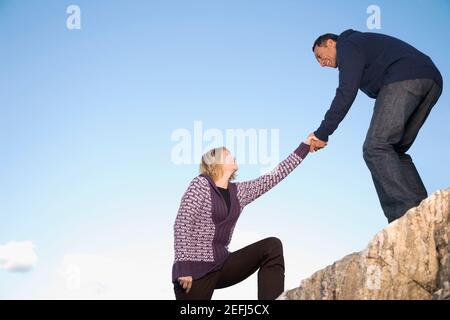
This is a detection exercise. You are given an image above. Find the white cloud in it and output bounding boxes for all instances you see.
[0,241,38,272]
[39,243,175,299]
[57,253,147,299]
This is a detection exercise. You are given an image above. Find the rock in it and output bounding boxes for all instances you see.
[280,188,450,300]
[432,281,450,300]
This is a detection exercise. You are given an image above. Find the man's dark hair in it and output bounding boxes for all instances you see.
[312,33,339,52]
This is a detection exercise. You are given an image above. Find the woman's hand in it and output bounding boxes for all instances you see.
[178,276,193,293]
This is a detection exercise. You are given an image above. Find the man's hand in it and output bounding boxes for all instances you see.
[178,276,193,293]
[308,133,328,152]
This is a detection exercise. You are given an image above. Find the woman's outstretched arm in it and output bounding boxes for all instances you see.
[235,142,310,208]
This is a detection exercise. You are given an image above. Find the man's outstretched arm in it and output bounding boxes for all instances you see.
[314,42,366,143]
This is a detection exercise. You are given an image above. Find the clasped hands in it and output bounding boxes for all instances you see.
[304,133,328,153]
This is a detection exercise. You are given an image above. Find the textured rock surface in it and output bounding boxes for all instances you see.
[280,188,450,300]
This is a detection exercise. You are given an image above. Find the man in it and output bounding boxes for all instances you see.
[310,29,443,223]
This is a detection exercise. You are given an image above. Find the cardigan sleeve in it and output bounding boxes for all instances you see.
[235,142,309,209]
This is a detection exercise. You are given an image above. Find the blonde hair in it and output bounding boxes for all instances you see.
[199,147,236,182]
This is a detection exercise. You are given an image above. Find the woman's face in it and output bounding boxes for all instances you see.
[221,149,238,174]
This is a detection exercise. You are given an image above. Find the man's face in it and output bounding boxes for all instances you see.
[313,39,337,68]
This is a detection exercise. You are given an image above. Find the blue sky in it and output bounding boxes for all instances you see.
[0,0,449,299]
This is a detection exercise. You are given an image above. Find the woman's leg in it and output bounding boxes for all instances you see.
[216,237,285,300]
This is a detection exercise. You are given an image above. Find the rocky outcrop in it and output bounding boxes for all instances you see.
[280,188,450,300]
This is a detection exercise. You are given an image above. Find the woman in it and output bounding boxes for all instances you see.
[172,136,312,300]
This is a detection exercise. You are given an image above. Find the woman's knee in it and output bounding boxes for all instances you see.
[263,237,283,255]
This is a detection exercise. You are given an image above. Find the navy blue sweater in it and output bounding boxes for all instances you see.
[314,29,443,142]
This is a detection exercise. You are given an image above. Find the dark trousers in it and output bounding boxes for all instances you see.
[363,79,442,223]
[174,237,285,300]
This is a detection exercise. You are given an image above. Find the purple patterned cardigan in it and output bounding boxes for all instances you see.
[172,142,309,283]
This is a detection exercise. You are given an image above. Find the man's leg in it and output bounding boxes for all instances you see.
[395,80,442,194]
[363,79,441,223]
[215,237,285,300]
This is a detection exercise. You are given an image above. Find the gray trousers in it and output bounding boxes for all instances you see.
[363,79,442,223]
